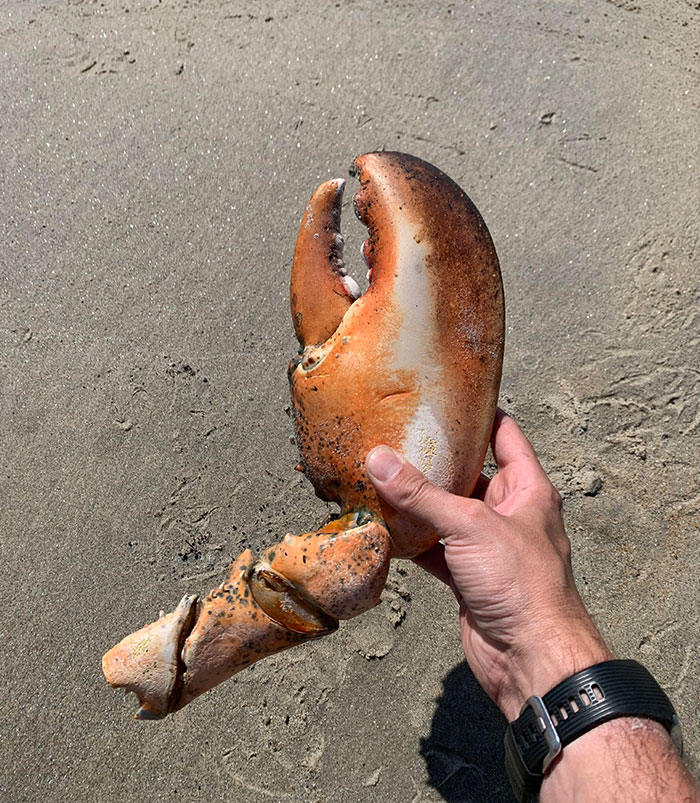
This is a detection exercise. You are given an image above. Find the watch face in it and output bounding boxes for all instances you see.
[671,714,684,757]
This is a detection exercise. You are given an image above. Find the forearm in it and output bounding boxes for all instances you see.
[541,717,700,803]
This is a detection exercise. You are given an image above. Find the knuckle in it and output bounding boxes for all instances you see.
[552,533,573,568]
[549,485,564,511]
[530,481,563,512]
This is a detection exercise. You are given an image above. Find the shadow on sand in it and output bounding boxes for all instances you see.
[421,661,512,802]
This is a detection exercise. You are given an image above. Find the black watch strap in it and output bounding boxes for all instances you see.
[504,659,682,802]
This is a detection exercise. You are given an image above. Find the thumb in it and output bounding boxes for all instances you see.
[365,446,470,536]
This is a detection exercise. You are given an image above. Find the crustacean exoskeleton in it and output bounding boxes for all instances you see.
[102,152,505,719]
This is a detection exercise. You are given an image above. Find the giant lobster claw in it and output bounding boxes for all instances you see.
[103,152,504,718]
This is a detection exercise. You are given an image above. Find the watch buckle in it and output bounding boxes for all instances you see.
[521,695,562,773]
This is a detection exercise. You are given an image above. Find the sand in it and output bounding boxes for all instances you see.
[1,1,698,800]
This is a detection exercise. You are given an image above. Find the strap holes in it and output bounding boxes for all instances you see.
[558,705,569,720]
[592,684,604,701]
[568,696,580,713]
[580,689,592,706]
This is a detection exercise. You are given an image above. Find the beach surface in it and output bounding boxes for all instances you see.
[1,1,698,800]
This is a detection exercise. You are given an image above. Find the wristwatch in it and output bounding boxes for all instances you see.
[503,659,682,802]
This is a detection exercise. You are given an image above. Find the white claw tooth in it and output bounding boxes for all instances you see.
[341,275,362,300]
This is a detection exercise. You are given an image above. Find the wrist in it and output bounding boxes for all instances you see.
[497,625,613,721]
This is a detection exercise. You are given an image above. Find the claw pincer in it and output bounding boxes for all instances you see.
[103,152,504,718]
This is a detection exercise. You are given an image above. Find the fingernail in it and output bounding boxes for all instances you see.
[366,446,402,483]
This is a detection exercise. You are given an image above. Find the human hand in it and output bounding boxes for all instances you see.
[365,410,612,720]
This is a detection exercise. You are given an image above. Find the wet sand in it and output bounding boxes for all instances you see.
[1,1,698,800]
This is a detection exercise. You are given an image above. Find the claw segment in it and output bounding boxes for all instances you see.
[102,593,198,720]
[259,514,391,620]
[175,551,313,710]
[290,178,359,347]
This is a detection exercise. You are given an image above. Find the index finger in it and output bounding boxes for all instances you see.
[490,409,548,479]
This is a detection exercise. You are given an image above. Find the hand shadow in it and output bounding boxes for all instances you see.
[420,661,512,802]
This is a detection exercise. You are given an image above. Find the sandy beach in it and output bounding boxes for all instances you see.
[1,1,698,800]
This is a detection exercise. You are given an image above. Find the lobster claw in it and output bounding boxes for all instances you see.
[289,152,504,554]
[103,152,504,719]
